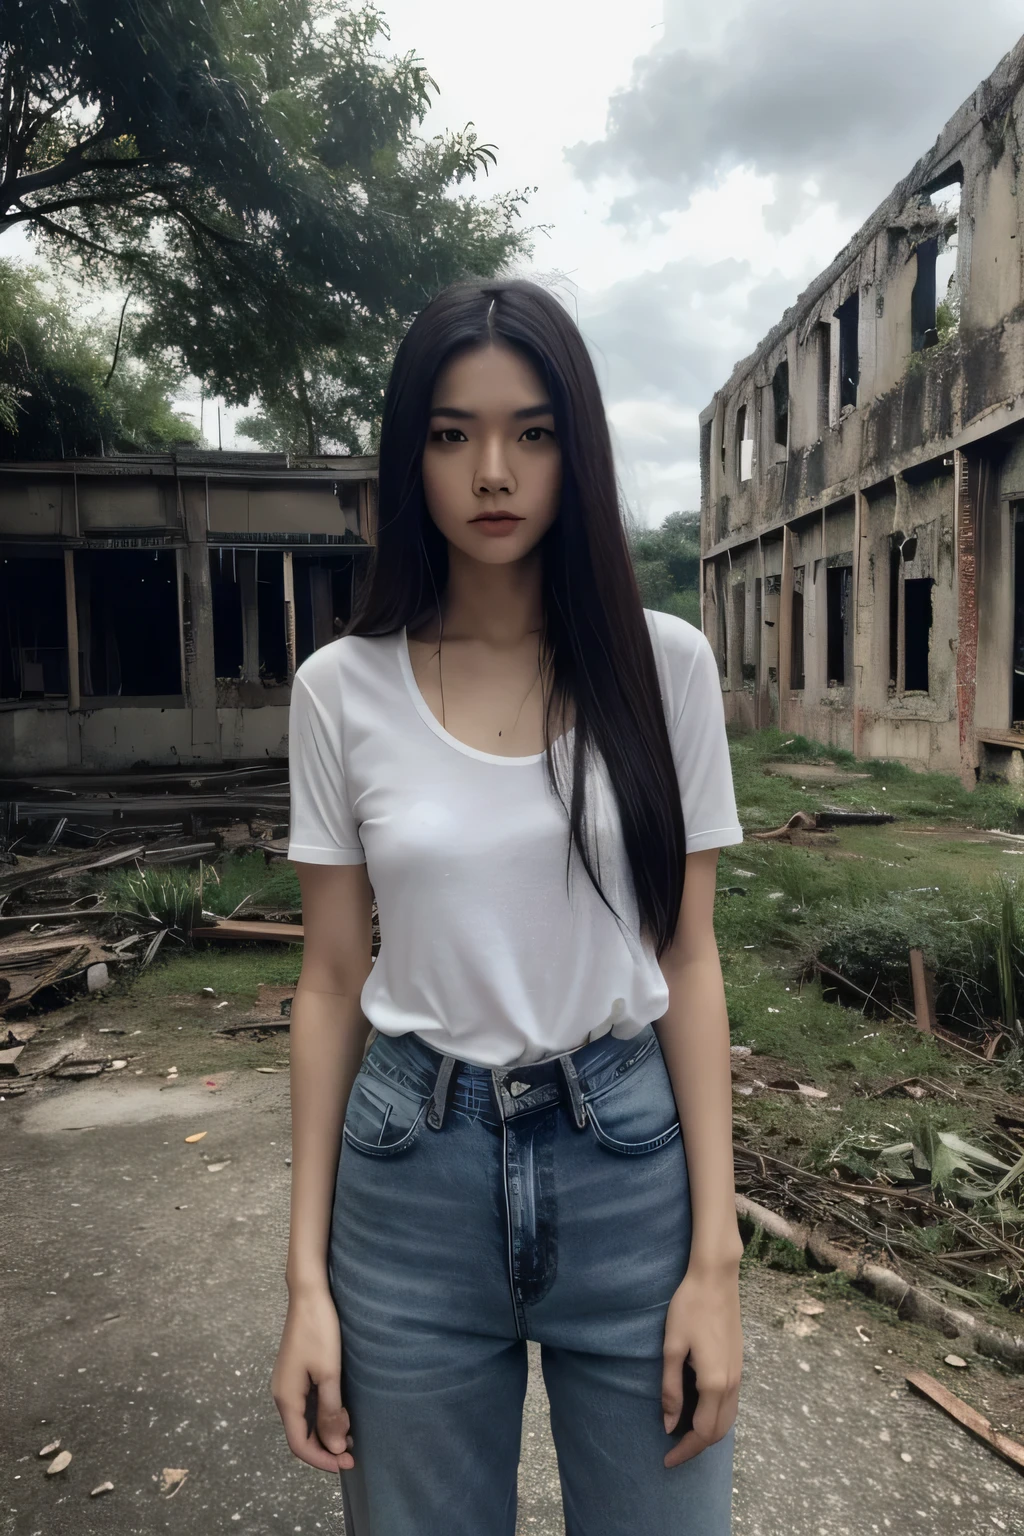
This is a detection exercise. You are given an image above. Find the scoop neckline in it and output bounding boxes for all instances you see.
[398,626,550,766]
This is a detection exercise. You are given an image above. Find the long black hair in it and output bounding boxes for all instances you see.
[350,279,687,954]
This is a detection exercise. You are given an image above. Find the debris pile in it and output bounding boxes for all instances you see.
[0,763,293,1092]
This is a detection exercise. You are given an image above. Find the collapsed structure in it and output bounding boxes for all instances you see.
[0,449,377,772]
[699,38,1024,785]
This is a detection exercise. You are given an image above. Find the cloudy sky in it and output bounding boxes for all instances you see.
[4,1,1023,522]
[377,0,1024,523]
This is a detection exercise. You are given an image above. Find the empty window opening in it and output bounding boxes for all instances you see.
[826,564,852,685]
[816,323,831,433]
[772,361,789,447]
[736,403,753,481]
[928,177,962,342]
[903,578,933,692]
[911,238,939,350]
[256,551,287,684]
[791,566,805,690]
[0,553,68,699]
[835,293,859,410]
[75,549,180,697]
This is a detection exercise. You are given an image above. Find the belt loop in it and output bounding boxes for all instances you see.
[426,1053,457,1130]
[558,1051,588,1130]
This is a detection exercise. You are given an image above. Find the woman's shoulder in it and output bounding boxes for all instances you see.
[643,607,711,668]
[292,630,400,701]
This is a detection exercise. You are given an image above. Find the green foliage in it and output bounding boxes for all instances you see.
[104,865,201,931]
[628,511,701,623]
[0,259,198,456]
[100,850,301,933]
[1,0,534,455]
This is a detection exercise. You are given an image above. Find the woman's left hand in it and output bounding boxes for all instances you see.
[661,1260,743,1468]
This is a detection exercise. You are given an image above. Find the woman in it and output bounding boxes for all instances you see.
[272,279,745,1535]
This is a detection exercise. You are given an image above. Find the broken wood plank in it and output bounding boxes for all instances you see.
[909,947,937,1033]
[905,1369,1024,1474]
[191,919,304,944]
[0,944,92,1014]
[0,844,145,899]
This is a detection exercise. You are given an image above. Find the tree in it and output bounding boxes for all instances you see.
[628,511,702,625]
[1,0,532,454]
[0,259,199,457]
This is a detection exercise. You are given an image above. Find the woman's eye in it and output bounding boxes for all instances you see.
[520,426,550,442]
[431,428,467,444]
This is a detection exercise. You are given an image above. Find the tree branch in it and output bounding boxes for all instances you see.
[104,290,132,388]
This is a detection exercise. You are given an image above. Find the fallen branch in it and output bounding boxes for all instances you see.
[735,1192,1024,1369]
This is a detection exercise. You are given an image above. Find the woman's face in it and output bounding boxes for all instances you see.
[421,341,562,565]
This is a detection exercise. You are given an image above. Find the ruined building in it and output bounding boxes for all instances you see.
[0,450,377,772]
[699,37,1024,786]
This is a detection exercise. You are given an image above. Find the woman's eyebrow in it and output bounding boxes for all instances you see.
[429,403,554,420]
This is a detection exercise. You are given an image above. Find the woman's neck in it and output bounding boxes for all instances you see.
[436,546,544,645]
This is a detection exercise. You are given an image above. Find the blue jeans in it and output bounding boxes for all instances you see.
[328,1023,736,1535]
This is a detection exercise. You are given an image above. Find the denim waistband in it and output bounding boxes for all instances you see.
[364,1024,659,1134]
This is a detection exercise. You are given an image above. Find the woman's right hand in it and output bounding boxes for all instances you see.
[271,1283,355,1473]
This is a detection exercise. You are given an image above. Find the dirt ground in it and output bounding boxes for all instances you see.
[4,1017,1024,1536]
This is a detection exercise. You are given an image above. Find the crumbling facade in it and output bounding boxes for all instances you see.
[699,37,1024,785]
[0,449,377,772]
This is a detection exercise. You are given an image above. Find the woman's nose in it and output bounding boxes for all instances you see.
[473,437,516,496]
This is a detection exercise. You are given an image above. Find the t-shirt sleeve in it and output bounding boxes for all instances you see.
[667,627,744,854]
[287,672,366,865]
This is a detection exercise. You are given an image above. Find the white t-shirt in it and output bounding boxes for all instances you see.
[287,609,743,1068]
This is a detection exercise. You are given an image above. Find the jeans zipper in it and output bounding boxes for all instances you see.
[499,1113,523,1339]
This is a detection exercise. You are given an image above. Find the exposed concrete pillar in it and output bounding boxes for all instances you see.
[778,524,794,733]
[237,552,260,683]
[954,448,979,788]
[177,486,218,755]
[63,549,80,712]
[282,550,296,684]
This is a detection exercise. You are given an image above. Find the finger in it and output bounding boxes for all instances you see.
[663,1384,740,1469]
[277,1398,352,1473]
[664,1424,712,1468]
[315,1375,355,1469]
[661,1346,687,1435]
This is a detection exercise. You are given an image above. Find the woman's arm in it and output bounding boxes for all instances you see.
[653,846,744,1466]
[285,860,375,1294]
[272,859,374,1473]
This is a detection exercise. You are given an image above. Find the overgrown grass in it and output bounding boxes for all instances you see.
[101,850,301,929]
[729,727,1024,832]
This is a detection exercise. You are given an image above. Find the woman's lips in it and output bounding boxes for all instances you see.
[469,514,523,536]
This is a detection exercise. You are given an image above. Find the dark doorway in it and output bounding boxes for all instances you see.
[889,536,901,687]
[256,552,287,684]
[904,578,933,691]
[1013,507,1024,723]
[791,567,805,690]
[911,239,939,351]
[826,564,852,685]
[293,552,362,666]
[75,549,180,697]
[772,361,789,446]
[835,293,859,410]
[210,548,244,679]
[817,322,831,433]
[0,552,68,698]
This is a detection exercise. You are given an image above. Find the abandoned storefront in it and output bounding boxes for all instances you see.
[0,449,377,772]
[699,36,1024,786]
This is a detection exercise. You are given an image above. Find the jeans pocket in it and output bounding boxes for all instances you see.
[342,1062,431,1157]
[583,1039,681,1155]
